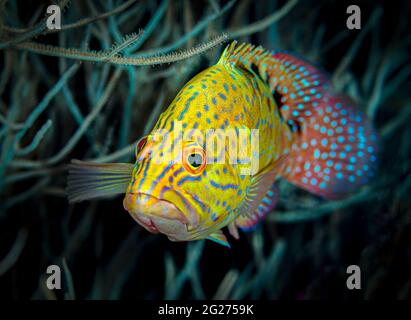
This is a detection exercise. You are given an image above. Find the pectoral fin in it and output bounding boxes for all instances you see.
[207,230,230,248]
[235,184,279,231]
[67,159,134,203]
[228,222,240,240]
[237,163,277,219]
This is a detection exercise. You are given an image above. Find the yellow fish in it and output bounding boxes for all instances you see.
[67,41,378,247]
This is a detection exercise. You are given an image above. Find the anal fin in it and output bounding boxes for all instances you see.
[207,230,230,248]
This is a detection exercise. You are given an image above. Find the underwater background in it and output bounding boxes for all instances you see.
[1,0,411,300]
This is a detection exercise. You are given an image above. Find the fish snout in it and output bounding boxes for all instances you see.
[123,193,189,235]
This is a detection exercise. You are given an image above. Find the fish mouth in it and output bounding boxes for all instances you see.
[123,192,198,239]
[131,213,161,234]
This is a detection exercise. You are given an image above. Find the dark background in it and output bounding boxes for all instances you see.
[0,0,410,300]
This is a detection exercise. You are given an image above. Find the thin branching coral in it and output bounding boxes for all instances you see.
[14,33,229,66]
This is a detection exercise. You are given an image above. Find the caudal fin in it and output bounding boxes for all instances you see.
[251,49,379,199]
[281,94,379,199]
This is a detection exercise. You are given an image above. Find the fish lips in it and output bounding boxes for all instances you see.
[123,192,198,240]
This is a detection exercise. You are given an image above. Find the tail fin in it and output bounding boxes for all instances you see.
[281,94,379,199]
[264,52,379,199]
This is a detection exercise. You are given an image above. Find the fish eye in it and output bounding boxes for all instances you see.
[136,136,147,154]
[187,153,203,168]
[183,146,206,174]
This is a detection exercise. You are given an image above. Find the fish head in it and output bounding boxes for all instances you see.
[123,130,195,241]
[123,63,260,241]
[123,131,247,241]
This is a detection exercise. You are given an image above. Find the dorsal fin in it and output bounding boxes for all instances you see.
[218,41,269,77]
[219,41,331,126]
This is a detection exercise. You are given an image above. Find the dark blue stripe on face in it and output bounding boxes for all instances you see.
[191,194,206,211]
[138,157,151,190]
[210,180,238,190]
[134,158,145,177]
[149,163,173,192]
[173,190,192,212]
[134,154,151,179]
[173,167,184,177]
[168,135,182,153]
[159,112,173,130]
[177,175,202,186]
[159,186,170,198]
